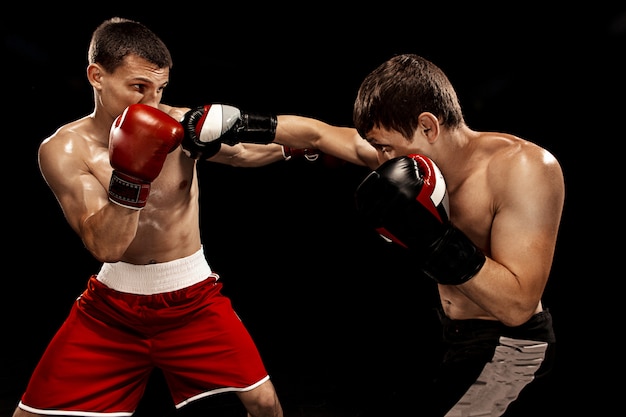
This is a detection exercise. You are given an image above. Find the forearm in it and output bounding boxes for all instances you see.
[274,115,326,149]
[276,115,370,167]
[455,258,544,327]
[80,203,139,262]
[208,143,286,167]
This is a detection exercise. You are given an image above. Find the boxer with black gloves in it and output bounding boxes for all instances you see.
[355,154,485,285]
[264,53,563,416]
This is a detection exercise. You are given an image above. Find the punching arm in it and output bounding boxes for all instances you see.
[180,104,276,160]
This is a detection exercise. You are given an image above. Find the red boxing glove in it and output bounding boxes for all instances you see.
[108,104,184,209]
[282,145,346,168]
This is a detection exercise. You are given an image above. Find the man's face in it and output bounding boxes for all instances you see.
[364,126,419,162]
[98,54,170,119]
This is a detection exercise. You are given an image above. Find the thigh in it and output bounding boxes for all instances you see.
[19,300,152,414]
[155,283,269,407]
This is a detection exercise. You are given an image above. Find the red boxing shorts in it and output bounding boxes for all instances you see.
[18,247,270,416]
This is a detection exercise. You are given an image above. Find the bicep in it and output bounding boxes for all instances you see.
[489,154,564,294]
[39,143,109,236]
[276,115,377,168]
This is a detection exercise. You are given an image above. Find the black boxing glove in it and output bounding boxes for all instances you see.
[180,104,276,160]
[354,154,485,285]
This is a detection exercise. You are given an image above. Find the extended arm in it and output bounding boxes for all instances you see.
[176,102,379,170]
[207,142,286,167]
[275,115,378,169]
[206,142,346,168]
[177,101,381,169]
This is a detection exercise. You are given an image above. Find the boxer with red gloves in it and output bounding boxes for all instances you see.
[19,17,285,417]
[108,104,184,209]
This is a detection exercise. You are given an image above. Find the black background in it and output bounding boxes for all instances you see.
[2,4,624,416]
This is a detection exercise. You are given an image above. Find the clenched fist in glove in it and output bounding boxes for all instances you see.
[354,154,485,285]
[108,104,184,209]
[180,104,277,160]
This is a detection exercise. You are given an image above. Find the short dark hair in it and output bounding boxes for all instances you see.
[353,54,464,140]
[87,17,172,73]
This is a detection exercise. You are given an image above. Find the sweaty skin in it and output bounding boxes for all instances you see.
[33,52,285,417]
[273,114,564,327]
[38,55,285,266]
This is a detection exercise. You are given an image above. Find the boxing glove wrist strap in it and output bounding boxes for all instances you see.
[281,145,291,160]
[421,226,486,285]
[227,113,277,145]
[108,170,151,210]
[281,146,320,162]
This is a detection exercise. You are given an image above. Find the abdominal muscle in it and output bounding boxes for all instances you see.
[439,285,543,321]
[118,164,203,265]
[439,285,498,321]
[120,205,202,265]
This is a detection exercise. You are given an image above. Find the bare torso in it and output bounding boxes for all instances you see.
[39,105,202,265]
[430,131,554,321]
[274,117,561,324]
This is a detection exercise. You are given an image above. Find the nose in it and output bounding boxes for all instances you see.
[141,89,163,108]
[380,152,394,162]
[141,97,160,108]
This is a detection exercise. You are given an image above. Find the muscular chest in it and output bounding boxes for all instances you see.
[447,179,494,254]
[91,146,195,208]
[144,151,195,208]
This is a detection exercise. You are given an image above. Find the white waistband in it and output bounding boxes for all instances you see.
[96,247,213,295]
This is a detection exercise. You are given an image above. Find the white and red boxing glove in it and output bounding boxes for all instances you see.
[354,154,485,285]
[108,104,184,209]
[180,104,277,160]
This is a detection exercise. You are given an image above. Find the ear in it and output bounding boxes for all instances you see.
[418,112,440,144]
[86,63,103,90]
